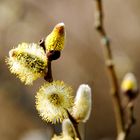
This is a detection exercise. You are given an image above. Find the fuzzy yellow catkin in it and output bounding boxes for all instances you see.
[6,43,48,85]
[72,84,92,123]
[45,22,65,51]
[35,81,74,124]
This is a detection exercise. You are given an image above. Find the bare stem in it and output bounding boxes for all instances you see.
[93,0,125,138]
[44,60,53,82]
[125,101,136,138]
[39,39,53,82]
[39,38,81,139]
[67,110,82,140]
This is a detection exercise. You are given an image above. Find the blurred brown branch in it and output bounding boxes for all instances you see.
[125,102,136,138]
[93,0,136,139]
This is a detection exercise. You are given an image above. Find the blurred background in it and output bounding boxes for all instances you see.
[0,0,140,139]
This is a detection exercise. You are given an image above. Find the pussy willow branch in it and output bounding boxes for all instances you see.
[93,0,125,139]
[39,39,81,139]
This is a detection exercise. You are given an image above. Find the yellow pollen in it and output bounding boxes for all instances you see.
[49,93,60,105]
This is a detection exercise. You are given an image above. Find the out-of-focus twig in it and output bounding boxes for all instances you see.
[93,0,126,139]
[117,101,136,140]
[125,102,136,138]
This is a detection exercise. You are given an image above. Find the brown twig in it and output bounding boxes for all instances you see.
[93,0,125,139]
[39,39,53,82]
[67,110,82,140]
[125,102,136,138]
[44,60,53,82]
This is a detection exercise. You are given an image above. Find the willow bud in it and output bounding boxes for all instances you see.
[121,72,138,99]
[62,119,77,138]
[72,84,92,123]
[45,22,65,51]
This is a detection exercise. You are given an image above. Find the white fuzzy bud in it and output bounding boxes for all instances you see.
[72,84,92,123]
[62,119,77,138]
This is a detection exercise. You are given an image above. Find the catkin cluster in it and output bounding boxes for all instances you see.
[6,23,92,140]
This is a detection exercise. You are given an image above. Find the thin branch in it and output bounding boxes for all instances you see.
[125,101,136,138]
[39,39,53,82]
[67,110,82,140]
[93,0,125,138]
[117,101,136,140]
[44,60,53,82]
